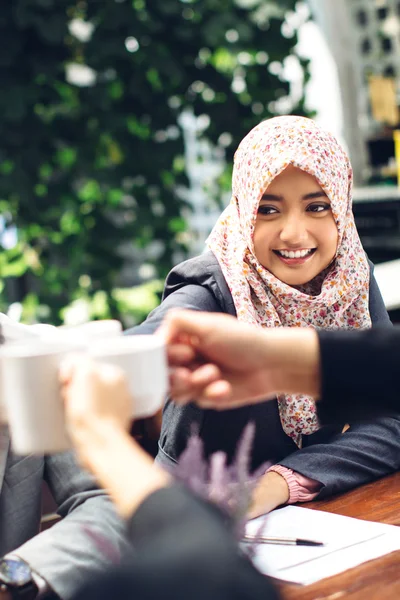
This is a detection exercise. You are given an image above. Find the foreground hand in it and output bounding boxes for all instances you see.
[60,357,132,468]
[60,357,170,518]
[159,310,320,410]
[160,311,280,408]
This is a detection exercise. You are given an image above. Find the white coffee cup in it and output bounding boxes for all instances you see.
[89,335,168,419]
[0,319,123,428]
[0,341,82,454]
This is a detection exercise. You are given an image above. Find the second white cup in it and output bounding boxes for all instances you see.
[1,341,82,454]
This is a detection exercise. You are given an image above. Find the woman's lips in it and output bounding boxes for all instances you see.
[273,248,316,266]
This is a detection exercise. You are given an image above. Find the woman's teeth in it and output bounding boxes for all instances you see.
[276,249,314,259]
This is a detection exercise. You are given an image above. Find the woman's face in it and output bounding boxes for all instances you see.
[253,165,338,286]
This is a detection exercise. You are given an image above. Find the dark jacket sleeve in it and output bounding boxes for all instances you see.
[72,486,280,600]
[278,414,400,498]
[125,284,223,336]
[368,264,392,327]
[317,327,400,424]
[125,252,236,337]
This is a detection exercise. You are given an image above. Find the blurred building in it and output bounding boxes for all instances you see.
[309,0,400,183]
[295,1,400,274]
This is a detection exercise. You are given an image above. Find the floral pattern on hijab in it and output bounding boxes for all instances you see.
[207,116,371,446]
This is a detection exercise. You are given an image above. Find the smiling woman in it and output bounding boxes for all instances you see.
[128,116,399,523]
[254,165,338,286]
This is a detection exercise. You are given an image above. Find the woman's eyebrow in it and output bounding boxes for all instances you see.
[302,191,328,200]
[260,191,328,202]
[260,194,283,201]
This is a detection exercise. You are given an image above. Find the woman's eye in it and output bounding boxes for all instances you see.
[258,205,279,215]
[307,203,330,213]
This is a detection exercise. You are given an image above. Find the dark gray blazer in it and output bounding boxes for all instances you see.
[128,252,400,500]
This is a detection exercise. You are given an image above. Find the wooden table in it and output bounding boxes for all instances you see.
[277,472,400,600]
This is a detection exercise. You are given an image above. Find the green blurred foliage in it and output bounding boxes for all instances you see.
[0,0,310,325]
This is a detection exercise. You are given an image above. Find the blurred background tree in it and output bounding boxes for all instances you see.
[0,0,311,326]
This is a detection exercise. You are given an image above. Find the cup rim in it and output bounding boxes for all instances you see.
[58,319,122,334]
[89,334,165,356]
[0,340,84,358]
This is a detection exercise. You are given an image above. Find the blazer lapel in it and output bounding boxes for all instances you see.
[0,425,9,494]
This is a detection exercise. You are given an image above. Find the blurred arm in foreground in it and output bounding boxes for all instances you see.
[162,310,399,423]
[61,358,280,600]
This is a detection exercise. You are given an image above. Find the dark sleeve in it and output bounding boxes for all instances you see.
[125,284,223,336]
[368,267,392,327]
[72,486,280,600]
[317,327,400,424]
[278,414,400,499]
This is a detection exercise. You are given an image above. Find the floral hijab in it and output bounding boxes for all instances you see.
[207,116,371,446]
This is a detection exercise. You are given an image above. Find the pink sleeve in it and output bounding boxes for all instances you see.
[267,464,322,504]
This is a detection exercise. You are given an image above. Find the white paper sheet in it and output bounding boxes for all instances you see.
[245,506,400,585]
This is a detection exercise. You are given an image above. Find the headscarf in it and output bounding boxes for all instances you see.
[207,116,371,445]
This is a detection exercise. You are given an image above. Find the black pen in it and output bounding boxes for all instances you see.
[242,535,324,547]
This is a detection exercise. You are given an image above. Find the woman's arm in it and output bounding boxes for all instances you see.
[274,414,400,500]
[248,410,400,516]
[248,468,321,518]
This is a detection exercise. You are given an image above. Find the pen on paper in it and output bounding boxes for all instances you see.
[242,535,324,547]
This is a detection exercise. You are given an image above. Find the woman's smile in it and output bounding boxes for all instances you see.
[272,248,317,266]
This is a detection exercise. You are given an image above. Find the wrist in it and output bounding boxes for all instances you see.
[75,420,171,519]
[267,329,321,398]
[74,418,132,471]
[249,471,290,519]
[70,418,127,461]
[0,556,39,600]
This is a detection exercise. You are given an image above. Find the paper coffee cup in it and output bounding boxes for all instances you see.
[89,335,168,419]
[1,341,82,454]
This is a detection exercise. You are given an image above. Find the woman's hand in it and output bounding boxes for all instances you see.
[248,472,290,519]
[60,357,132,470]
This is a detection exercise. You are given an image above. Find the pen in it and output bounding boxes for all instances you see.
[242,535,324,547]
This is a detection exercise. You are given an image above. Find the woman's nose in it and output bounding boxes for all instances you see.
[279,216,308,245]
